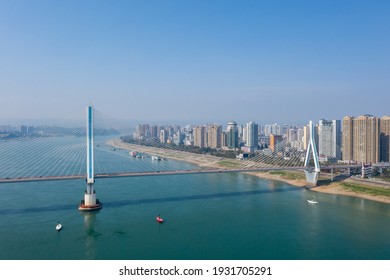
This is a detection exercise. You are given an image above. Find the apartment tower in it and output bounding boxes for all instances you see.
[318,119,341,160]
[342,115,379,163]
[193,126,206,148]
[380,116,390,162]
[207,124,222,149]
[269,134,284,153]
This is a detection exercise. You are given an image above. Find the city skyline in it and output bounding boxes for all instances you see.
[1,1,389,124]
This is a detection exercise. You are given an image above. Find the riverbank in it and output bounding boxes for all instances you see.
[108,138,390,204]
[245,170,307,187]
[108,138,225,168]
[312,180,390,204]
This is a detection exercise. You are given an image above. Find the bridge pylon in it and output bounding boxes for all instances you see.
[79,105,102,211]
[304,120,320,186]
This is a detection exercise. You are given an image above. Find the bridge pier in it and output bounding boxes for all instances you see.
[304,121,321,187]
[304,170,320,187]
[79,182,102,211]
[331,168,334,182]
[79,105,102,211]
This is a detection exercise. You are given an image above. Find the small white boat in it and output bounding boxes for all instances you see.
[151,155,161,161]
[307,199,318,204]
[56,223,62,231]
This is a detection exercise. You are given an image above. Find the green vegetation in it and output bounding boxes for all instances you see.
[217,160,240,169]
[268,170,305,180]
[340,182,390,197]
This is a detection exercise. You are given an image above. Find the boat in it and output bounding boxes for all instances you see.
[307,198,318,204]
[130,151,137,157]
[156,215,164,223]
[56,222,62,231]
[151,155,161,161]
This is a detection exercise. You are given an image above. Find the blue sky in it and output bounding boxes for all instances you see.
[0,0,389,125]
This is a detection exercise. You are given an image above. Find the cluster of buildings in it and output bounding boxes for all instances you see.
[134,122,259,152]
[134,114,390,164]
[2,114,390,165]
[0,125,35,135]
[192,121,260,152]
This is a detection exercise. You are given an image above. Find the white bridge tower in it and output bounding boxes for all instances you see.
[304,120,321,186]
[79,105,102,211]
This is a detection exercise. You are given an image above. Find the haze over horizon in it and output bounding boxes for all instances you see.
[1,0,389,125]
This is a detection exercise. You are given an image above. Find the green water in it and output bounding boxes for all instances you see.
[1,139,390,260]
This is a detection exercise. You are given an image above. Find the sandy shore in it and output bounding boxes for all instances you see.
[312,180,390,204]
[244,171,308,187]
[109,138,390,204]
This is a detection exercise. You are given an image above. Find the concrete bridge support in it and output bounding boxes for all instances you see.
[304,121,320,186]
[79,105,102,211]
[304,169,320,187]
[331,168,334,182]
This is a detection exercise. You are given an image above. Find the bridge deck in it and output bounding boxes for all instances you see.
[0,165,360,184]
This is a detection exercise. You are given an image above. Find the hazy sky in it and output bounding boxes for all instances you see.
[0,0,389,125]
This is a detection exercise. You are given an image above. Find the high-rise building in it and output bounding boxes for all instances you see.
[150,125,158,139]
[281,124,288,136]
[19,125,28,134]
[245,121,259,149]
[342,115,379,163]
[264,123,279,136]
[288,128,297,143]
[354,115,379,163]
[168,125,175,138]
[207,124,222,148]
[135,124,142,139]
[226,121,238,149]
[242,126,248,144]
[318,119,341,160]
[135,124,150,139]
[238,125,244,141]
[303,125,310,150]
[269,134,284,152]
[264,125,271,136]
[221,132,227,147]
[184,125,194,146]
[297,128,304,143]
[342,116,354,161]
[380,116,390,162]
[174,131,185,146]
[159,129,167,143]
[193,126,206,148]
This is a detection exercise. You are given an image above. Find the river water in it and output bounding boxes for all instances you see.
[1,137,390,260]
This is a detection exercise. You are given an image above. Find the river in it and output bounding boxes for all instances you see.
[0,137,390,259]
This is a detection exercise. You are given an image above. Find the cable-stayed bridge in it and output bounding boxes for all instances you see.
[0,106,361,209]
[0,106,360,184]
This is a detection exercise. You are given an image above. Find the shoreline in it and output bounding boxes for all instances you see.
[109,138,390,204]
[311,180,390,204]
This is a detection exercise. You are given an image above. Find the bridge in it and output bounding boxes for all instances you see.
[0,165,360,184]
[0,105,361,209]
